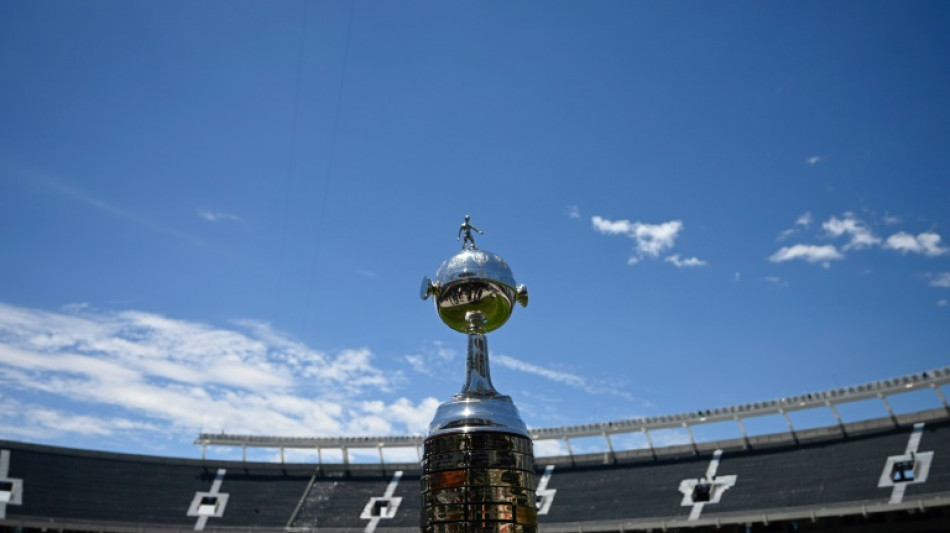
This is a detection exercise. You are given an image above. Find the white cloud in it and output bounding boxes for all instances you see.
[665,254,707,268]
[938,300,948,307]
[823,213,880,250]
[884,215,902,226]
[769,244,844,266]
[805,156,822,166]
[0,302,432,444]
[532,438,568,457]
[566,205,581,220]
[778,212,813,241]
[494,354,586,388]
[930,273,950,288]
[404,340,457,376]
[493,354,636,402]
[884,232,948,257]
[0,395,161,440]
[592,216,686,264]
[197,209,242,222]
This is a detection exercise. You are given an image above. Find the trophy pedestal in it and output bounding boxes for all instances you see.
[420,219,536,533]
[422,432,538,533]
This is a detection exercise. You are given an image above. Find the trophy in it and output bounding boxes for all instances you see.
[420,216,536,533]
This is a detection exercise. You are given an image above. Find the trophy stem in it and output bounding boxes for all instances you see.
[459,311,498,397]
[459,331,499,397]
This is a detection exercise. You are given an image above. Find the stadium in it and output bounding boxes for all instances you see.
[3,3,950,533]
[2,367,948,533]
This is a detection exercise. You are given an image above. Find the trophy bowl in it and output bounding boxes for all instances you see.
[421,248,528,333]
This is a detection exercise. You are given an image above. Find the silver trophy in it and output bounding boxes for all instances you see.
[420,216,536,533]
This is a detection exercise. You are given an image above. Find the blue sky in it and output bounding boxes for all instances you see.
[1,1,949,460]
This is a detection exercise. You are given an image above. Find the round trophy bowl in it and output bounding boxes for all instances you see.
[422,248,528,333]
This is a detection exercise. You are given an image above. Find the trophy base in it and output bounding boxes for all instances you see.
[422,431,538,533]
[427,394,531,438]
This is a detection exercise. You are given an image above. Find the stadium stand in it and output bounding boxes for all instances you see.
[2,370,949,532]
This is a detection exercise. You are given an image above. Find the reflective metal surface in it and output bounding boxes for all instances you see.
[421,218,536,533]
[458,214,484,250]
[427,313,529,438]
[422,432,538,533]
[421,247,528,334]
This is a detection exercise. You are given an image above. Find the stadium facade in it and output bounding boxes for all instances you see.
[1,367,949,532]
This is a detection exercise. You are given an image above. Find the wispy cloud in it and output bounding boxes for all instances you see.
[929,272,950,288]
[493,354,636,402]
[493,355,586,388]
[665,254,707,268]
[772,211,948,269]
[197,209,242,222]
[823,213,880,250]
[0,397,160,440]
[938,300,948,307]
[769,244,844,267]
[566,205,581,220]
[884,232,947,257]
[592,216,698,266]
[30,172,204,245]
[404,340,457,376]
[777,212,813,241]
[0,302,435,445]
[805,156,822,166]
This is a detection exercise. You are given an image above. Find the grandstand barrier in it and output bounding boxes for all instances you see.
[3,412,950,532]
[194,366,950,464]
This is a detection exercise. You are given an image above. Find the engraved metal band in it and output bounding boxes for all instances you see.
[424,449,534,471]
[423,486,535,507]
[424,433,533,456]
[422,432,538,531]
[426,523,538,533]
[423,468,537,492]
[426,503,538,524]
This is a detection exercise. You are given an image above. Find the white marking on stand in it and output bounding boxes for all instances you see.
[878,423,933,504]
[188,469,229,531]
[536,465,557,515]
[678,449,737,521]
[0,450,24,519]
[361,470,404,533]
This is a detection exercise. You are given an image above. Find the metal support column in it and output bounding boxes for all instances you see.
[604,432,616,463]
[684,423,698,454]
[932,384,950,413]
[780,409,798,443]
[826,401,847,436]
[879,393,899,427]
[643,428,656,459]
[735,416,750,448]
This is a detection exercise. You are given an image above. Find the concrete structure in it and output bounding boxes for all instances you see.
[2,369,949,532]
